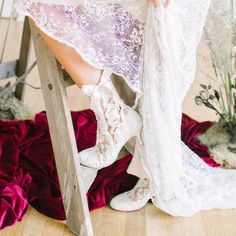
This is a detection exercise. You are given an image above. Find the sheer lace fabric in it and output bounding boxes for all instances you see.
[82,80,128,154]
[15,0,147,94]
[15,0,236,217]
[129,178,151,201]
[96,96,122,153]
[138,1,236,217]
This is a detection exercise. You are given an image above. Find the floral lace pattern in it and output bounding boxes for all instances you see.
[94,88,125,154]
[16,0,146,93]
[129,178,150,201]
[137,1,236,217]
[81,73,129,155]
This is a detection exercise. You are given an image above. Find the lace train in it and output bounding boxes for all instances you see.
[137,1,236,217]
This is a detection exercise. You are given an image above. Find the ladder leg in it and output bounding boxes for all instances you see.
[29,21,93,236]
[15,16,31,100]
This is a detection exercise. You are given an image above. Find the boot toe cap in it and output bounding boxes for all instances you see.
[78,147,98,168]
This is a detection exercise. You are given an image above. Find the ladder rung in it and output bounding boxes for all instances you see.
[0,60,17,80]
[63,69,75,87]
[0,61,76,87]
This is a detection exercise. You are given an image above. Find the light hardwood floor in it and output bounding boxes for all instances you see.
[1,205,236,236]
[1,19,236,236]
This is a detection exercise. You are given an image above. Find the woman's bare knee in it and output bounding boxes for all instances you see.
[29,17,102,87]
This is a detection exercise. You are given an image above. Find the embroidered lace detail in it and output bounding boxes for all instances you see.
[83,76,129,155]
[15,0,146,93]
[129,178,151,201]
[95,93,125,154]
[136,1,236,217]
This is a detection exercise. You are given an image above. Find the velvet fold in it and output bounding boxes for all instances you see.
[0,110,217,230]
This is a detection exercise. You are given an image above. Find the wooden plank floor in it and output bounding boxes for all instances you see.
[1,204,236,236]
[1,19,236,236]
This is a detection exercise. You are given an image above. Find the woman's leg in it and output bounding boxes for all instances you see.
[110,142,152,212]
[30,17,142,169]
[30,18,151,211]
[29,18,103,87]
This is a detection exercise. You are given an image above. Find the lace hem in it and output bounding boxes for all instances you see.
[15,0,147,102]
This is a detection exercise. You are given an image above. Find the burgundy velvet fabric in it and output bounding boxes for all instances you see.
[181,114,220,167]
[0,110,218,230]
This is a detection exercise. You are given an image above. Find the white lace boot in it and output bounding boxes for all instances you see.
[109,178,152,211]
[78,69,142,169]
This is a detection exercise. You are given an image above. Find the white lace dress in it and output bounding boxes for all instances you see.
[15,0,236,217]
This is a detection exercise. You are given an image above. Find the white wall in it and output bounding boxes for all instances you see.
[0,0,16,18]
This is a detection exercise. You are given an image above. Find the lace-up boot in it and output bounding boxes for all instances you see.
[110,178,152,211]
[78,70,142,169]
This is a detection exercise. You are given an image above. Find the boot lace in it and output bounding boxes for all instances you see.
[93,84,129,154]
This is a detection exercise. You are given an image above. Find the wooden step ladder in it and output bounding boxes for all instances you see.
[0,16,31,99]
[29,19,94,236]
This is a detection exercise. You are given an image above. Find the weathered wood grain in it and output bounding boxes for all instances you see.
[29,21,93,236]
[15,16,31,100]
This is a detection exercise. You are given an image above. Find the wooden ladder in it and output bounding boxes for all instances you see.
[0,16,31,99]
[29,19,94,235]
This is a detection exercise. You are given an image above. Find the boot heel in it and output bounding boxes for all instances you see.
[136,130,144,146]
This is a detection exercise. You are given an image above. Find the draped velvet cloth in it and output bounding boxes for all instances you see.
[0,110,217,230]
